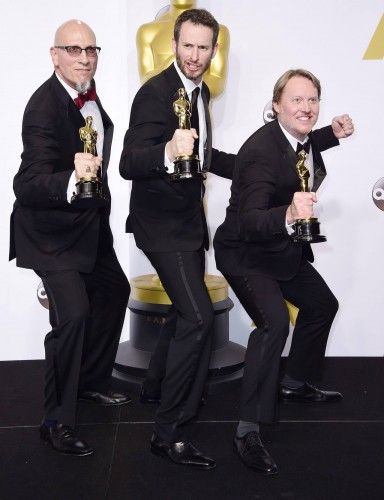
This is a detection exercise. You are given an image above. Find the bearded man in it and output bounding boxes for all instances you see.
[120,8,235,469]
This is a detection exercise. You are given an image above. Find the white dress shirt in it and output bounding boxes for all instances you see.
[277,121,314,233]
[55,73,104,202]
[164,62,207,173]
[277,121,314,190]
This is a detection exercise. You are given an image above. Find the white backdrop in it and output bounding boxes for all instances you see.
[1,0,383,360]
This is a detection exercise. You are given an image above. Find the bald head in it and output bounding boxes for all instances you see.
[50,19,99,92]
[54,19,96,46]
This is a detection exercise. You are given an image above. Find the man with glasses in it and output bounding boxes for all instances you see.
[10,19,130,456]
[214,69,354,474]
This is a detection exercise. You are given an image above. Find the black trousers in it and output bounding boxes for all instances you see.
[36,248,129,426]
[143,309,177,398]
[225,259,338,424]
[144,248,214,442]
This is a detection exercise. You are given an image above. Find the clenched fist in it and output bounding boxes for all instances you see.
[286,191,317,224]
[166,128,198,161]
[331,114,354,139]
[74,152,103,180]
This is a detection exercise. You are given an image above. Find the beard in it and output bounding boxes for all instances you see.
[76,80,91,94]
[175,53,210,83]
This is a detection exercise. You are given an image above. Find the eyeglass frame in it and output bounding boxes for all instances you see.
[54,45,101,57]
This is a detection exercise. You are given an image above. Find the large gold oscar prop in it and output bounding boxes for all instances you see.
[292,150,326,243]
[170,88,206,181]
[71,116,107,208]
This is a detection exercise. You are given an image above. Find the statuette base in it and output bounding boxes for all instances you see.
[71,178,108,208]
[170,156,206,181]
[292,218,326,243]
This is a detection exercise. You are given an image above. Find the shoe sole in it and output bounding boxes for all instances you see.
[279,397,342,404]
[150,446,216,470]
[78,398,132,406]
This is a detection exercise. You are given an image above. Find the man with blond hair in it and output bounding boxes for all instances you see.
[214,69,354,474]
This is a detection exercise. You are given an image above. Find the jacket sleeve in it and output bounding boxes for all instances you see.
[209,148,236,179]
[119,85,170,180]
[13,107,73,209]
[237,149,289,242]
[311,125,339,152]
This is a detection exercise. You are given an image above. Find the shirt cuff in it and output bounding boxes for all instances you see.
[67,171,77,203]
[285,219,295,235]
[164,148,175,174]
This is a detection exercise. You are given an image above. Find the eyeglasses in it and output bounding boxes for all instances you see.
[55,46,101,57]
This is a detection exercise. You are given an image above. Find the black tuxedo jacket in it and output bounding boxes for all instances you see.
[119,63,235,252]
[214,119,339,281]
[10,73,114,272]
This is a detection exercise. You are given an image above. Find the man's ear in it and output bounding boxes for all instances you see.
[272,101,280,115]
[211,43,218,59]
[50,46,58,67]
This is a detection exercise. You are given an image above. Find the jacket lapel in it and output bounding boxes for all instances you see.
[271,119,297,173]
[96,96,113,176]
[309,132,327,191]
[164,64,184,103]
[201,85,212,170]
[50,73,84,153]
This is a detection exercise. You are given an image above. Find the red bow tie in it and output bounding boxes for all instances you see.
[74,87,97,109]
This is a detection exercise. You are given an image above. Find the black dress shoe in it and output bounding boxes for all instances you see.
[79,390,132,406]
[234,432,278,475]
[40,423,93,456]
[279,383,343,403]
[139,387,161,405]
[150,433,216,469]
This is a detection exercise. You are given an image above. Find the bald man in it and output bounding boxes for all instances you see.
[10,20,130,456]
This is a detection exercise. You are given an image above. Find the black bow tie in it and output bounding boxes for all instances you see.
[296,139,311,154]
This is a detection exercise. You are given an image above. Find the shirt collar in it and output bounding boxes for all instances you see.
[55,72,79,100]
[277,120,309,151]
[173,61,202,97]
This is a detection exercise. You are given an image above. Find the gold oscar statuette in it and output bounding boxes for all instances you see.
[170,88,205,181]
[71,116,107,208]
[292,150,326,243]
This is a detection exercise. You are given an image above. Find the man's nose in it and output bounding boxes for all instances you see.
[78,50,90,63]
[190,46,198,60]
[300,100,311,112]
